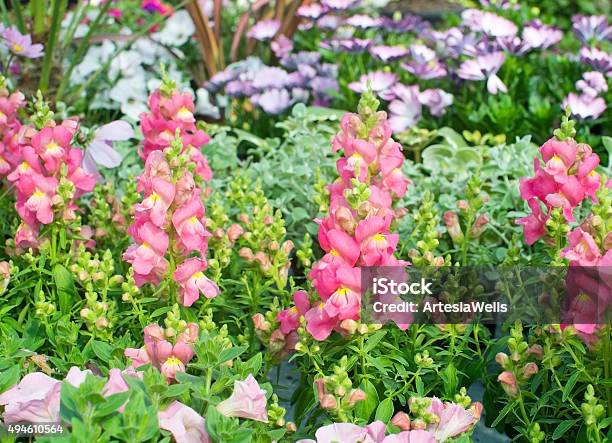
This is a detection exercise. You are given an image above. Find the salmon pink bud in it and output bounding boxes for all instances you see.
[391,411,411,431]
[95,317,109,328]
[334,206,356,233]
[495,352,509,368]
[498,371,518,397]
[411,419,427,430]
[227,223,244,242]
[339,319,358,334]
[444,211,464,243]
[286,422,297,433]
[469,214,489,238]
[469,402,483,420]
[238,214,250,224]
[0,261,9,294]
[263,215,274,225]
[528,344,543,358]
[347,389,366,406]
[252,313,270,332]
[213,228,224,238]
[254,252,271,271]
[239,247,254,261]
[281,240,294,254]
[320,394,337,410]
[268,241,279,251]
[604,232,612,251]
[522,362,539,378]
[457,200,468,210]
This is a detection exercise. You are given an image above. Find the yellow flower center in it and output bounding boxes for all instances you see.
[32,190,45,198]
[19,162,31,171]
[329,249,340,256]
[290,307,297,313]
[165,356,182,366]
[141,242,151,249]
[188,216,199,224]
[336,287,349,296]
[12,43,23,53]
[46,141,61,153]
[373,233,386,242]
[192,271,204,279]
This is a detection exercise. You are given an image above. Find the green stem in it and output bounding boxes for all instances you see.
[31,0,46,35]
[11,0,27,33]
[39,0,68,93]
[0,0,8,25]
[55,0,111,101]
[604,329,612,416]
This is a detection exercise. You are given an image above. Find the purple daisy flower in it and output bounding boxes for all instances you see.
[312,76,339,95]
[572,15,612,44]
[316,15,343,30]
[457,52,507,95]
[225,80,257,98]
[317,63,338,78]
[291,88,310,103]
[297,4,328,20]
[271,35,293,59]
[251,88,292,115]
[348,71,397,101]
[579,47,612,75]
[461,9,517,38]
[522,21,563,50]
[252,67,290,90]
[402,44,447,79]
[247,19,281,41]
[345,14,382,29]
[382,15,429,33]
[320,38,372,54]
[369,45,410,62]
[418,88,453,116]
[497,36,530,55]
[388,84,422,133]
[562,92,606,119]
[281,51,321,70]
[576,71,608,97]
[321,0,359,11]
[1,27,44,58]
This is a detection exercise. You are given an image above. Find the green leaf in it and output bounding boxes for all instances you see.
[562,372,580,402]
[53,264,76,314]
[491,399,519,428]
[437,127,467,148]
[162,383,191,399]
[90,340,112,362]
[374,397,394,423]
[0,365,20,393]
[364,330,387,353]
[218,346,247,365]
[354,379,379,422]
[552,419,578,440]
[602,136,612,169]
[94,392,129,418]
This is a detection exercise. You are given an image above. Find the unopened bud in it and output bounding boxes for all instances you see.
[391,412,411,431]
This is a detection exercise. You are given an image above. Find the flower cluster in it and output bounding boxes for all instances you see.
[299,394,481,443]
[206,52,339,114]
[139,79,212,181]
[7,109,96,248]
[0,78,24,176]
[123,79,219,306]
[125,322,198,381]
[517,115,601,245]
[562,71,608,120]
[279,92,410,341]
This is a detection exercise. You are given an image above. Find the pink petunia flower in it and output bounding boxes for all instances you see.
[159,401,211,443]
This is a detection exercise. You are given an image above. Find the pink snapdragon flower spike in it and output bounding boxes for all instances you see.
[1,27,44,58]
[517,118,602,244]
[159,401,211,443]
[139,82,212,181]
[0,85,25,176]
[124,79,218,304]
[282,91,410,341]
[216,374,268,422]
[457,52,507,94]
[125,323,198,381]
[7,114,96,248]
